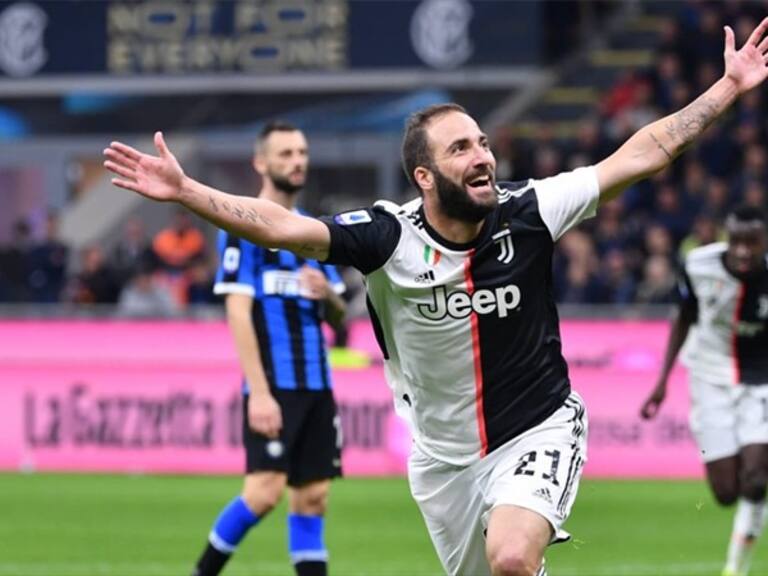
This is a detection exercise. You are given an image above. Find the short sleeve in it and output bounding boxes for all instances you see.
[533,166,600,241]
[320,206,402,275]
[321,262,346,295]
[213,230,257,296]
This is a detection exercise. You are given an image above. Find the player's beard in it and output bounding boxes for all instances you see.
[269,169,305,195]
[434,167,497,224]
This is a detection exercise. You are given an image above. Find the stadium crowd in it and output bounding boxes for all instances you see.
[0,2,766,311]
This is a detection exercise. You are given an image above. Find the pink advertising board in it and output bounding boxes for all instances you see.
[0,319,698,478]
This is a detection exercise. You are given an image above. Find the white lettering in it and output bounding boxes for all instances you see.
[418,284,522,321]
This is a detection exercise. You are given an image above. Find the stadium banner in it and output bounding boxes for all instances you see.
[0,319,698,478]
[0,0,540,78]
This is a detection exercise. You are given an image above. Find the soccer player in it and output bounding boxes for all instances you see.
[641,205,768,576]
[191,122,346,576]
[104,20,768,576]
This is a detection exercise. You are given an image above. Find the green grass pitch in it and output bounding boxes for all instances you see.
[1,473,766,575]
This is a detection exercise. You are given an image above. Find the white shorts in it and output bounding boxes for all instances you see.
[408,392,588,576]
[690,380,768,463]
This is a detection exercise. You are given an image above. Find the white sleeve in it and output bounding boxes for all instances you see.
[533,166,600,241]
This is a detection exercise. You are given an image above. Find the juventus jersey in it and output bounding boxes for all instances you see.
[680,243,768,387]
[322,166,599,465]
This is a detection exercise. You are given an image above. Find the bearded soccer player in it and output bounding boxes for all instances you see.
[191,122,346,576]
[105,20,768,576]
[642,205,768,576]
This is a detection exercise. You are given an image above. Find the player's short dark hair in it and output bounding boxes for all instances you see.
[256,120,301,154]
[401,103,467,192]
[728,204,767,227]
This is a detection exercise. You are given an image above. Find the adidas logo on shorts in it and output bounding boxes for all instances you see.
[532,487,553,504]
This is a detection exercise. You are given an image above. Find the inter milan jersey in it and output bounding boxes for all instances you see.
[680,243,768,387]
[214,229,345,393]
[321,166,600,465]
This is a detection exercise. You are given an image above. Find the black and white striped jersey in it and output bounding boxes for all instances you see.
[322,167,600,465]
[680,243,768,386]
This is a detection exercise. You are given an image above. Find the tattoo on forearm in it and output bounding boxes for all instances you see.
[665,96,719,149]
[649,132,673,161]
[298,244,323,256]
[222,200,231,213]
[208,195,219,213]
[233,203,244,219]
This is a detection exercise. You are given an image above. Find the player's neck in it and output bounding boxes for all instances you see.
[422,199,484,245]
[259,186,297,210]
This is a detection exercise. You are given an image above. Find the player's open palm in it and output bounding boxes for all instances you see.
[103,131,184,202]
[724,17,768,94]
[248,392,283,439]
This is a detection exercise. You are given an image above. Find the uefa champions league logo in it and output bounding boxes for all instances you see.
[0,2,47,77]
[410,0,473,70]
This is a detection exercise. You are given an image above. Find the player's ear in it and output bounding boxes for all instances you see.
[253,154,266,176]
[414,166,434,194]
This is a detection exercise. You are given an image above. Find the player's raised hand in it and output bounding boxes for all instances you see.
[103,131,184,202]
[723,16,768,94]
[640,380,667,420]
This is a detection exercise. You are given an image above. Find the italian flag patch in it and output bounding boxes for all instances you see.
[423,245,441,266]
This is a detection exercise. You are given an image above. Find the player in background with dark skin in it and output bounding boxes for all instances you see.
[106,19,768,576]
[642,206,768,576]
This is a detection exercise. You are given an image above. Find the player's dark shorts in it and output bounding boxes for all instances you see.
[243,389,342,486]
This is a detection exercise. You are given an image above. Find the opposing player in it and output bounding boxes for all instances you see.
[191,122,346,576]
[642,205,768,576]
[105,20,768,576]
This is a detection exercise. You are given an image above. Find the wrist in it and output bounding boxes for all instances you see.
[177,174,195,206]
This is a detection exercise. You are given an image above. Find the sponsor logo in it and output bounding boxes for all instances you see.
[334,210,372,226]
[493,229,514,264]
[532,486,553,504]
[414,270,436,284]
[417,284,521,320]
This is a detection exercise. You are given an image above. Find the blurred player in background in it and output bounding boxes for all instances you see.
[105,19,768,576]
[642,205,768,576]
[191,122,346,576]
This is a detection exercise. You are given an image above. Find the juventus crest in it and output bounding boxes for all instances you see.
[492,229,514,264]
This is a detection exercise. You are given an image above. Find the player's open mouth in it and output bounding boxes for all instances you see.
[467,176,492,190]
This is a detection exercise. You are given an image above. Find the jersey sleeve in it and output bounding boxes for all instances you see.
[213,230,258,296]
[321,262,346,295]
[677,266,699,322]
[533,166,600,241]
[319,206,402,275]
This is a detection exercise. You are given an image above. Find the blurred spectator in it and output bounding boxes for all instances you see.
[555,229,605,303]
[679,212,724,258]
[69,245,120,304]
[743,181,766,209]
[152,210,206,273]
[644,224,674,260]
[26,211,69,303]
[599,249,636,304]
[703,177,732,219]
[117,263,179,318]
[111,216,155,286]
[0,219,33,302]
[654,181,692,244]
[636,256,677,304]
[185,256,216,304]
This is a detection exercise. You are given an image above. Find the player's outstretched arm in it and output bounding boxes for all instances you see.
[597,17,768,203]
[103,132,330,261]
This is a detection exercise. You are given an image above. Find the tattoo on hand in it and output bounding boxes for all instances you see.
[665,96,719,149]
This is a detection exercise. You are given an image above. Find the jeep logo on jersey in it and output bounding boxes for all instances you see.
[493,229,514,264]
[418,284,521,320]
